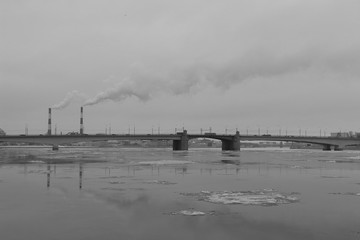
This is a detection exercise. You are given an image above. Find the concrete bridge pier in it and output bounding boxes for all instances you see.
[221,131,240,151]
[322,145,331,151]
[334,145,344,151]
[322,144,344,151]
[173,130,188,151]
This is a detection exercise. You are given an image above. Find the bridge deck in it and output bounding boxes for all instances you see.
[1,134,360,150]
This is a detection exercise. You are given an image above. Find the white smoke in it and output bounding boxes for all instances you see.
[82,55,311,106]
[82,45,360,107]
[83,78,151,106]
[52,90,87,110]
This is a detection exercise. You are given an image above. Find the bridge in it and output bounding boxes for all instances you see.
[1,130,360,151]
[239,135,360,151]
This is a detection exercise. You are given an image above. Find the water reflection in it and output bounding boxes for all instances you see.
[79,163,83,189]
[47,164,50,188]
[175,167,187,175]
[41,163,83,189]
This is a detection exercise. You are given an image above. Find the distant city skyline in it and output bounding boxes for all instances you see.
[1,0,360,134]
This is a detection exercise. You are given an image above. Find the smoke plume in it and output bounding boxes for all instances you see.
[81,52,318,107]
[83,43,360,107]
[52,90,87,110]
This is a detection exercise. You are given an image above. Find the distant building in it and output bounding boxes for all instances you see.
[330,132,355,138]
[0,128,6,136]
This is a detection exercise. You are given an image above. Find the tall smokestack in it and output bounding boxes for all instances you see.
[80,106,84,135]
[47,108,52,135]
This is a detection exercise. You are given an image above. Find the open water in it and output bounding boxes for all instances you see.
[0,147,359,240]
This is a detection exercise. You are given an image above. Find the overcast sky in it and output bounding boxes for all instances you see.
[1,0,360,135]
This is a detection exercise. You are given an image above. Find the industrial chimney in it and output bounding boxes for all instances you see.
[47,108,52,135]
[80,106,84,135]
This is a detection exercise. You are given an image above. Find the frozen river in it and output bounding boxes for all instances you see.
[0,147,359,240]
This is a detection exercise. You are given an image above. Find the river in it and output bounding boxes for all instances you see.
[0,147,359,240]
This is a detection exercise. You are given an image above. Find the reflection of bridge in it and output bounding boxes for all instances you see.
[1,130,360,151]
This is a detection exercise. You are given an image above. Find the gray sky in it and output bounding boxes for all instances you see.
[1,0,360,135]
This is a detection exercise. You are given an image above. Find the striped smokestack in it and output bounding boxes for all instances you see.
[80,106,84,135]
[47,108,52,135]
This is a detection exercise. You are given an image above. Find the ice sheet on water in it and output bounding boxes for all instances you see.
[108,181,126,184]
[321,176,349,179]
[170,209,214,216]
[27,169,53,174]
[329,192,360,196]
[181,189,299,206]
[28,160,46,164]
[99,176,133,179]
[319,159,356,163]
[346,156,360,160]
[101,187,126,192]
[137,160,192,165]
[171,210,206,216]
[143,180,177,185]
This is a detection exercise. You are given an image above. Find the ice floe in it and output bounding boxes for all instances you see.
[137,160,191,165]
[108,181,126,184]
[329,192,360,196]
[181,189,299,206]
[170,210,214,216]
[28,160,46,164]
[143,180,176,185]
[345,156,360,160]
[321,176,349,179]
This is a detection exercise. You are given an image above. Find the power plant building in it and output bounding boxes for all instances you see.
[0,128,6,136]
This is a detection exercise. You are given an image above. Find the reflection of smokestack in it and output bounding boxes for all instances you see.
[47,108,52,135]
[80,106,84,135]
